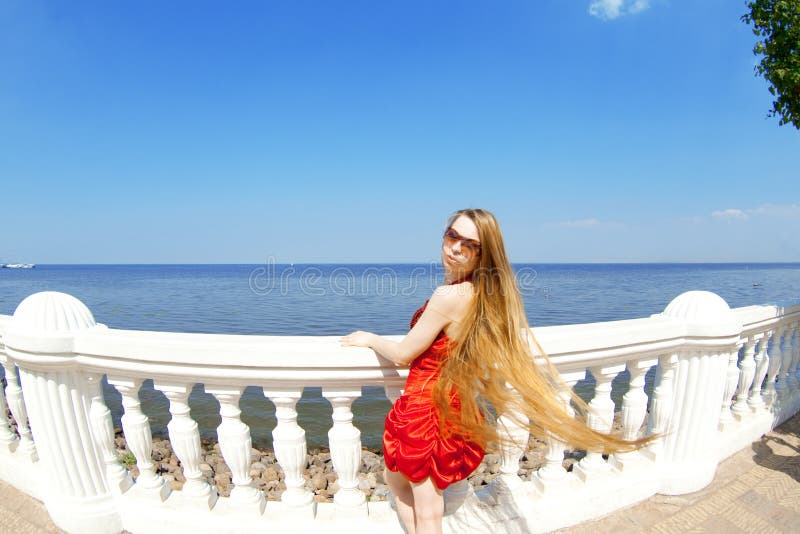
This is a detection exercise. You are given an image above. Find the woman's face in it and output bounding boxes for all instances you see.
[441,214,481,280]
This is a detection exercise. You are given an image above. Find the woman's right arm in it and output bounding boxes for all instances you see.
[340,286,466,366]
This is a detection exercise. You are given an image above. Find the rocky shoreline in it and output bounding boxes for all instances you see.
[114,431,586,503]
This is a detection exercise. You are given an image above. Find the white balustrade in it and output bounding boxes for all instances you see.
[779,322,795,403]
[532,383,575,491]
[208,387,264,514]
[0,366,19,452]
[610,360,652,469]
[323,389,366,514]
[496,395,530,490]
[2,292,121,533]
[0,290,798,534]
[748,333,771,409]
[719,344,744,428]
[265,390,314,511]
[2,361,36,461]
[789,323,800,403]
[765,326,785,406]
[492,384,531,502]
[384,385,402,404]
[156,382,217,509]
[775,323,792,403]
[575,365,619,479]
[87,374,133,494]
[732,336,760,415]
[645,353,678,459]
[109,377,170,502]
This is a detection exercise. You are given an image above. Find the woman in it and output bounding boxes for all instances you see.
[341,208,642,534]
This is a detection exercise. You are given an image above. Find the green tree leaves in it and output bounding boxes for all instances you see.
[742,0,800,129]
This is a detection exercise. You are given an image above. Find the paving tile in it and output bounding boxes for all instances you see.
[560,412,800,534]
[692,516,748,534]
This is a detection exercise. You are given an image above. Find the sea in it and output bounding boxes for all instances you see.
[1,263,799,450]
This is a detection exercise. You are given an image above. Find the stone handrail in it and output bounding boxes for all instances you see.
[0,290,798,533]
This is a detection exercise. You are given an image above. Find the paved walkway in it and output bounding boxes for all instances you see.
[2,413,799,533]
[561,412,800,534]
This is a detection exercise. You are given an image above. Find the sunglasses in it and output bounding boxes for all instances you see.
[443,227,481,258]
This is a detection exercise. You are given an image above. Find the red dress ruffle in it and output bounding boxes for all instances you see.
[382,299,485,490]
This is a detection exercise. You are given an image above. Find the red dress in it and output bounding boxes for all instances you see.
[382,297,485,490]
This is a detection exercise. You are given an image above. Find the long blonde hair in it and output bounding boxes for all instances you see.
[433,208,648,453]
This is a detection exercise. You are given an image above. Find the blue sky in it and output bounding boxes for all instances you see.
[1,0,797,263]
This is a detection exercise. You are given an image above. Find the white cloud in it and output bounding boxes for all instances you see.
[557,218,600,228]
[712,208,749,221]
[629,0,651,14]
[711,203,800,221]
[589,0,651,20]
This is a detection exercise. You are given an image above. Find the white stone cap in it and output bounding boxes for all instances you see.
[5,291,99,355]
[659,290,742,338]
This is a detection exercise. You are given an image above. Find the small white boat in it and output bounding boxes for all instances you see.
[2,263,35,269]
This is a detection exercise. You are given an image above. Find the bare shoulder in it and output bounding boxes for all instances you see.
[430,281,475,317]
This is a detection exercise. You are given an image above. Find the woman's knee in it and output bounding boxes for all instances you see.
[410,479,444,521]
[413,501,444,523]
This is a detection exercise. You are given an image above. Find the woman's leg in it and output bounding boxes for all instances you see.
[409,477,444,534]
[385,467,416,534]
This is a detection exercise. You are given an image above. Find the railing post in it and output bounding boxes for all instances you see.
[645,353,678,460]
[770,323,792,410]
[779,321,795,406]
[719,343,744,429]
[765,325,785,407]
[108,377,171,502]
[610,360,650,470]
[264,389,314,514]
[322,389,366,516]
[495,390,530,490]
[657,291,742,495]
[532,382,576,492]
[0,375,17,452]
[208,386,265,514]
[0,361,20,453]
[788,322,800,408]
[3,292,122,533]
[155,382,218,510]
[748,332,771,410]
[87,374,134,494]
[574,365,620,480]
[1,360,37,461]
[732,336,761,416]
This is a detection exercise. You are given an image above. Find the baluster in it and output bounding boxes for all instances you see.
[2,361,37,461]
[384,385,402,404]
[770,324,789,404]
[789,322,800,404]
[778,324,793,403]
[0,366,19,452]
[264,389,314,512]
[749,332,771,409]
[765,326,785,406]
[207,386,264,514]
[732,336,760,416]
[645,353,678,460]
[719,344,743,429]
[108,377,170,501]
[87,374,133,494]
[156,382,218,509]
[532,380,577,492]
[496,392,530,490]
[610,360,651,470]
[575,366,618,480]
[323,389,366,515]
